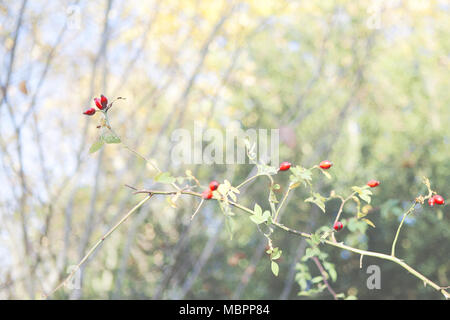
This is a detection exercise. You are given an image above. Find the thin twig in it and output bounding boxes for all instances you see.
[45,195,152,298]
[312,256,338,300]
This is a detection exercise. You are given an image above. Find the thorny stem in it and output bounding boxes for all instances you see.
[391,182,434,257]
[45,194,152,298]
[270,220,449,299]
[391,202,417,257]
[48,185,449,299]
[191,199,204,220]
[104,114,181,191]
[236,174,260,189]
[51,125,448,301]
[274,187,290,222]
[331,192,356,242]
[133,188,449,299]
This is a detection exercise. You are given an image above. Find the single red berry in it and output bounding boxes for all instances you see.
[94,98,103,110]
[367,180,380,188]
[319,160,333,169]
[209,180,219,191]
[434,195,445,205]
[100,94,108,109]
[279,161,291,171]
[202,189,213,200]
[333,221,343,231]
[83,107,96,116]
[428,197,435,207]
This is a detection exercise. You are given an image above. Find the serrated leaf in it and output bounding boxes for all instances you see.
[271,261,279,276]
[305,193,326,213]
[362,218,376,228]
[291,166,312,181]
[89,140,104,153]
[359,193,371,204]
[310,233,321,246]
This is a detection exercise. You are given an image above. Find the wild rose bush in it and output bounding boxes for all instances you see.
[48,96,448,300]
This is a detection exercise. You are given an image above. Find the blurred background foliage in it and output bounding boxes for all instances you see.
[0,0,448,299]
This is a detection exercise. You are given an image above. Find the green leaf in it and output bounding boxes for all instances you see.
[154,172,176,184]
[291,166,312,181]
[310,233,321,245]
[289,166,313,189]
[362,218,376,228]
[359,193,371,204]
[305,192,326,213]
[254,203,263,216]
[271,261,279,277]
[271,247,282,260]
[250,215,267,224]
[89,140,104,153]
[102,134,121,144]
[352,186,372,203]
[303,247,320,261]
[311,276,323,284]
[323,262,337,282]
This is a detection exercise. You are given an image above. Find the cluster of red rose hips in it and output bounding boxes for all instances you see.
[202,180,219,200]
[279,160,334,172]
[202,159,444,232]
[428,194,445,207]
[83,94,108,116]
[279,160,385,232]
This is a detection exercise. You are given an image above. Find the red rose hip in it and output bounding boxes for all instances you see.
[428,197,435,207]
[100,94,108,109]
[279,161,291,171]
[209,180,219,191]
[319,160,333,169]
[94,98,103,110]
[367,180,380,188]
[433,195,445,205]
[202,189,213,200]
[333,221,343,231]
[83,107,96,116]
